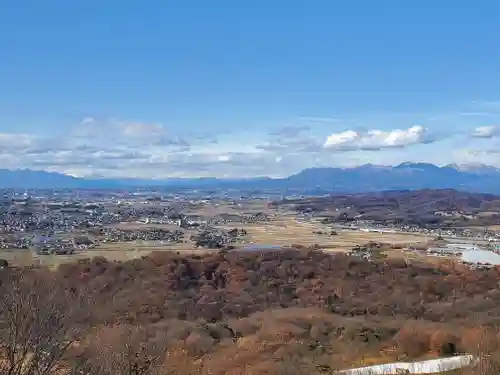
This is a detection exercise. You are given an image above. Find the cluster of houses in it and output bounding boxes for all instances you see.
[100,228,185,243]
[28,227,187,255]
[191,227,248,249]
[0,236,30,249]
[0,193,277,256]
[30,235,96,255]
[339,219,500,241]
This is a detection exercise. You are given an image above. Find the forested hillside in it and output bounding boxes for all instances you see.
[3,249,500,374]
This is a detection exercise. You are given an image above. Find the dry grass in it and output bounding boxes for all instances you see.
[383,248,458,266]
[0,242,214,268]
[186,200,272,216]
[226,217,430,251]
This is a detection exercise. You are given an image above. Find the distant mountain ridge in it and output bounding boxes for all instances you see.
[283,163,500,193]
[0,169,122,190]
[2,163,500,193]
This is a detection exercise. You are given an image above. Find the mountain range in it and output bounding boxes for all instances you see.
[2,163,500,193]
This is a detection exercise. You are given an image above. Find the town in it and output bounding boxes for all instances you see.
[2,188,500,270]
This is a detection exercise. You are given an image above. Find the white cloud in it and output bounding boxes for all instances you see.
[472,125,500,138]
[323,130,358,148]
[323,125,431,150]
[80,117,95,125]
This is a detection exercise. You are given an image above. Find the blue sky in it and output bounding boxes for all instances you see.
[1,1,500,178]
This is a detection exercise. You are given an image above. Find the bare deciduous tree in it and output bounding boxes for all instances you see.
[0,270,89,375]
[88,325,167,375]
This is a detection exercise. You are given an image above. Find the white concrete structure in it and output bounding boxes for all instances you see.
[339,355,475,374]
[462,249,500,265]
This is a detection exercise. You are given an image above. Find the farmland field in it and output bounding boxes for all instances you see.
[223,216,430,249]
[0,212,432,267]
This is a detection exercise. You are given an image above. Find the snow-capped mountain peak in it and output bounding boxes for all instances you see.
[445,163,500,175]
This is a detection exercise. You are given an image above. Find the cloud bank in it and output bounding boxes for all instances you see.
[472,125,500,138]
[0,114,499,178]
[323,125,433,151]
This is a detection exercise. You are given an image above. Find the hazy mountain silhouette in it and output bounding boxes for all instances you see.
[2,163,500,193]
